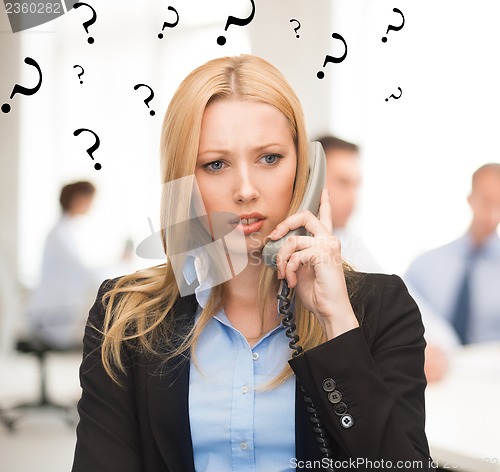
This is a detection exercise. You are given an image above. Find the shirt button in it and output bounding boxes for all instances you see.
[340,414,354,429]
[241,385,249,394]
[240,442,248,450]
[252,352,259,360]
[328,390,342,404]
[322,378,336,392]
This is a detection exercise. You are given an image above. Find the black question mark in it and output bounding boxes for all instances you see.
[317,33,348,79]
[382,8,405,43]
[385,87,402,102]
[289,19,301,38]
[73,65,85,84]
[2,57,42,114]
[74,2,97,44]
[133,84,155,116]
[73,128,101,170]
[217,0,255,46]
[158,6,179,39]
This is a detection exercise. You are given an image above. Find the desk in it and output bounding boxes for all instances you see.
[425,342,500,471]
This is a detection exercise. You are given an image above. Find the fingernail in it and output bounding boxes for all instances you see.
[269,229,277,239]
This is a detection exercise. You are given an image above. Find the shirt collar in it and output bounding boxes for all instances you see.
[182,254,289,315]
[480,231,500,259]
[212,309,284,348]
[182,253,213,308]
[462,231,500,257]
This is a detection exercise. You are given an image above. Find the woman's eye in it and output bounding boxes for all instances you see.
[204,160,225,172]
[261,154,281,165]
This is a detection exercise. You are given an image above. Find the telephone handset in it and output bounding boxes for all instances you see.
[262,141,326,268]
[265,142,334,469]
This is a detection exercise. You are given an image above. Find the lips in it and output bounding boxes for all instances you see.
[230,212,265,224]
[233,213,266,236]
[240,217,260,225]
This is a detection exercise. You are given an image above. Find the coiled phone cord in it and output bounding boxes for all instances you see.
[278,279,303,357]
[278,280,335,469]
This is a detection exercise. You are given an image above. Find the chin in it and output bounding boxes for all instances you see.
[244,235,266,258]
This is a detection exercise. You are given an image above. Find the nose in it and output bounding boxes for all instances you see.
[233,164,259,204]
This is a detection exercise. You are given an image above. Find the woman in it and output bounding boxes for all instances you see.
[72,55,433,471]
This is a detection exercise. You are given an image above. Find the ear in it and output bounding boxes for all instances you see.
[467,193,472,207]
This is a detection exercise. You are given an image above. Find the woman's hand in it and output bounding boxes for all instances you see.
[267,188,359,340]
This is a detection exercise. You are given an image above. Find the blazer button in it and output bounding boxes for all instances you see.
[328,390,342,404]
[322,378,336,392]
[340,414,354,429]
[334,402,348,416]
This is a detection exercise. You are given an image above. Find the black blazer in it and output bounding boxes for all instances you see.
[72,273,433,471]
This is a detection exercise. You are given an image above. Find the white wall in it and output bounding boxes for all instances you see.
[0,6,21,353]
[329,0,500,274]
[249,0,334,137]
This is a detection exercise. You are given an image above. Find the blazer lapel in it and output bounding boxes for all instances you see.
[146,294,198,472]
[146,357,195,471]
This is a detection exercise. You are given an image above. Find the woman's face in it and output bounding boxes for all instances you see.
[195,99,297,255]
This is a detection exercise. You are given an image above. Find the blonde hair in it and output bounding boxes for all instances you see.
[100,55,360,386]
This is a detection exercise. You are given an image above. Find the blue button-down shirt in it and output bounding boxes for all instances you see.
[183,252,296,470]
[188,307,296,472]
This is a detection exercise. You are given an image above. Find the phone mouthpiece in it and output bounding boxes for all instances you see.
[262,227,308,268]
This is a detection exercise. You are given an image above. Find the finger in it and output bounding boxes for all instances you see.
[268,210,330,241]
[275,235,315,278]
[275,234,341,278]
[318,188,333,233]
[284,247,326,288]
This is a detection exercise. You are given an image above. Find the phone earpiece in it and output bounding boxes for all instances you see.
[262,141,326,269]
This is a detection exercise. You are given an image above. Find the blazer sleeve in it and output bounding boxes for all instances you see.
[289,274,434,470]
[72,279,144,472]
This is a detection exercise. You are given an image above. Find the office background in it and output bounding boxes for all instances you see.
[2,0,500,287]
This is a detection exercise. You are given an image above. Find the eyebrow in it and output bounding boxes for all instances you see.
[198,143,286,157]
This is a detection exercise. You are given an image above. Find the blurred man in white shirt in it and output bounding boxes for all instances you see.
[27,182,133,349]
[316,135,464,383]
[27,182,100,349]
[317,135,382,272]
